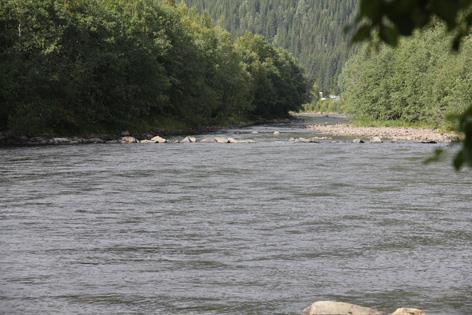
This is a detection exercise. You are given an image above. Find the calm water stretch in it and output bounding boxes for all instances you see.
[1,116,471,315]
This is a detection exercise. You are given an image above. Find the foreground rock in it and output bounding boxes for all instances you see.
[391,308,426,315]
[304,301,384,315]
[310,123,459,143]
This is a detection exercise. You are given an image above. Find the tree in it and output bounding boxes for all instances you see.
[352,0,472,169]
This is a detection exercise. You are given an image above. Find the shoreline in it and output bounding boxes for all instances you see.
[0,117,292,147]
[309,123,459,143]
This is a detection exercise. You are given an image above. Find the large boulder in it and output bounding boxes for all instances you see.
[391,308,426,315]
[304,301,384,315]
[150,135,167,143]
[120,136,138,144]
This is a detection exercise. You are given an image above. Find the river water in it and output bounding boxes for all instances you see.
[1,116,471,315]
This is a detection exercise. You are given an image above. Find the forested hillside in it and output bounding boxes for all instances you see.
[183,0,357,92]
[0,0,307,136]
[340,25,472,129]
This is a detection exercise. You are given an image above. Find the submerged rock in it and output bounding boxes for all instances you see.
[304,301,384,315]
[391,308,426,315]
[120,136,138,144]
[84,138,104,144]
[290,137,319,143]
[140,140,156,144]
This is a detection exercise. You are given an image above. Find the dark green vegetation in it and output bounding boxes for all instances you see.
[351,0,472,169]
[0,0,307,136]
[341,26,472,128]
[182,0,357,92]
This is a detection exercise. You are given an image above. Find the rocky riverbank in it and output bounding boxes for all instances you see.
[0,132,258,146]
[309,123,459,143]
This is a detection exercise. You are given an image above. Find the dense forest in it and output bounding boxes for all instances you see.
[182,0,357,92]
[0,0,308,136]
[340,25,472,129]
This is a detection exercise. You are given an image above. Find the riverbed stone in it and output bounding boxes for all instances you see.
[353,138,365,143]
[84,137,104,144]
[151,135,167,143]
[214,136,228,143]
[227,137,239,144]
[180,136,197,143]
[53,137,71,145]
[273,131,281,135]
[140,140,156,144]
[200,138,214,143]
[370,136,383,143]
[303,301,384,315]
[120,136,138,144]
[391,308,426,315]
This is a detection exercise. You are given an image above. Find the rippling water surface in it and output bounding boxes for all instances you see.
[1,116,471,315]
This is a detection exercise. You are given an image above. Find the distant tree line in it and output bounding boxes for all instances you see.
[182,0,357,92]
[0,0,308,136]
[340,25,472,129]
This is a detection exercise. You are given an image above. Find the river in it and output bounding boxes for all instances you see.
[1,115,471,315]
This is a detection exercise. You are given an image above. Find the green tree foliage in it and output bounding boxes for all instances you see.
[351,1,472,169]
[341,26,472,128]
[182,0,357,92]
[0,0,307,136]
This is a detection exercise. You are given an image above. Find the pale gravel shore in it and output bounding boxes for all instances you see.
[309,123,459,143]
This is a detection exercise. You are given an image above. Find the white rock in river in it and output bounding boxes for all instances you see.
[150,135,167,143]
[304,301,384,315]
[180,136,197,143]
[370,136,383,143]
[120,136,138,144]
[199,138,214,143]
[353,138,365,144]
[53,138,71,145]
[214,137,228,143]
[273,131,280,135]
[391,308,426,315]
[227,137,239,144]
